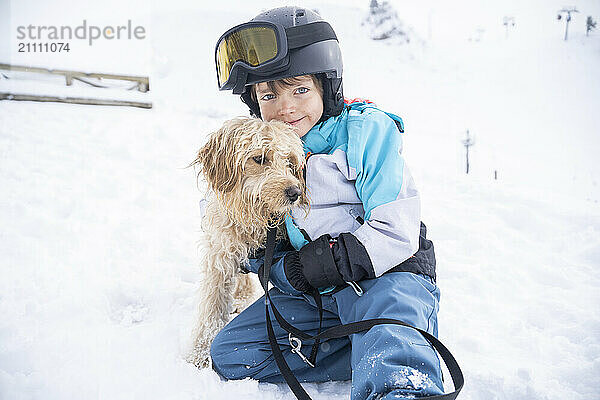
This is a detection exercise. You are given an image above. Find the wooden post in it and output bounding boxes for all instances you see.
[462,130,475,174]
[0,63,150,92]
[503,16,515,39]
[558,7,579,41]
[0,92,152,109]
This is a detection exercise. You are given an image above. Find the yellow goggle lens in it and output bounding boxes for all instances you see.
[217,27,278,87]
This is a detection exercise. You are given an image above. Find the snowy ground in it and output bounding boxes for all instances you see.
[1,0,599,399]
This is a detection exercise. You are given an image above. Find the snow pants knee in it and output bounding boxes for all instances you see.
[210,272,444,399]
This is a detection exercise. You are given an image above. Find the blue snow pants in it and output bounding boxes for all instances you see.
[210,272,444,399]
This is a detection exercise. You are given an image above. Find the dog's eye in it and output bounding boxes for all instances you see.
[252,155,266,165]
[288,158,300,170]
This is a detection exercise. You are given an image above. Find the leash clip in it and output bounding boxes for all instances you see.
[288,334,315,368]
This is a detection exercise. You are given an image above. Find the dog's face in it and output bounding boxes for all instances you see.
[192,117,307,226]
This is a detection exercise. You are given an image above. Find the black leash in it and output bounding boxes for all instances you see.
[258,226,464,400]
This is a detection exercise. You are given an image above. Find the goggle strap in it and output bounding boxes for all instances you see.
[286,21,338,50]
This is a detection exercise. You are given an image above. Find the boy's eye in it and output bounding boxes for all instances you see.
[296,87,309,94]
[260,93,275,101]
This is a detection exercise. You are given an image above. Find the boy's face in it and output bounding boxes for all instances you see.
[255,75,324,138]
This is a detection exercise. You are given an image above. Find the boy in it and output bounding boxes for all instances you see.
[210,6,443,399]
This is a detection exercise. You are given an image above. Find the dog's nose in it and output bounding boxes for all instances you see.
[285,186,302,203]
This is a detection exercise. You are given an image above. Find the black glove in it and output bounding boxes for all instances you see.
[284,233,374,293]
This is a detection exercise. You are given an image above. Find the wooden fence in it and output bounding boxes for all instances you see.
[0,63,152,109]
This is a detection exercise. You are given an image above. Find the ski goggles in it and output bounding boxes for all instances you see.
[215,21,337,93]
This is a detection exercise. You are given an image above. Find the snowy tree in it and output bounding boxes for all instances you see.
[362,0,412,43]
[587,16,597,36]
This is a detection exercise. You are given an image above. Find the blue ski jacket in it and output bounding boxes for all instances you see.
[245,102,425,295]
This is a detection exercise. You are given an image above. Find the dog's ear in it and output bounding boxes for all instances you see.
[291,155,305,183]
[192,128,241,194]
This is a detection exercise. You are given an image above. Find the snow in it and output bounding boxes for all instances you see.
[1,0,599,399]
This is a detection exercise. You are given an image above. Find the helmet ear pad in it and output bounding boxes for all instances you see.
[319,76,344,122]
[240,91,262,119]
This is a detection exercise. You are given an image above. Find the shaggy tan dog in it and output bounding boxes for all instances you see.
[187,117,307,368]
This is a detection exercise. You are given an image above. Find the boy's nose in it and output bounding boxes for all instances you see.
[277,97,296,116]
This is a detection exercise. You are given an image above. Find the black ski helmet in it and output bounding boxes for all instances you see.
[215,6,344,121]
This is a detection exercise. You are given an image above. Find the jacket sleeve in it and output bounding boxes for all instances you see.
[346,108,421,277]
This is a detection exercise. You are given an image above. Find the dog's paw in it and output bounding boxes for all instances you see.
[187,342,212,369]
[188,326,220,370]
[231,297,250,315]
[186,351,211,369]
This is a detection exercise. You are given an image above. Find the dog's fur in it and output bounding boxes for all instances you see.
[187,117,307,368]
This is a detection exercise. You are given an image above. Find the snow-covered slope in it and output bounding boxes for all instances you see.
[1,1,599,399]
